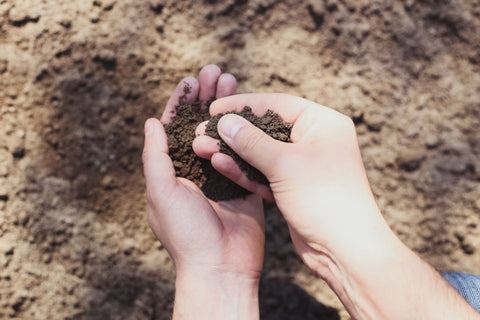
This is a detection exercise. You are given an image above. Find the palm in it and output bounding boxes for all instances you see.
[174,179,264,275]
[144,65,264,277]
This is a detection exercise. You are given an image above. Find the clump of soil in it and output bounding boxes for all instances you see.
[164,100,247,201]
[205,107,293,185]
[164,101,292,201]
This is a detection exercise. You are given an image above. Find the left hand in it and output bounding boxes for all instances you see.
[142,65,264,319]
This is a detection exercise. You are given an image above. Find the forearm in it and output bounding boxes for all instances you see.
[319,223,480,320]
[173,269,260,320]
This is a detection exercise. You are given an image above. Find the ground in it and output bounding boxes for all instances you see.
[0,0,480,319]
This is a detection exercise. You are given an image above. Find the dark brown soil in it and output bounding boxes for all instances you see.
[164,101,248,201]
[205,106,292,185]
[165,103,292,201]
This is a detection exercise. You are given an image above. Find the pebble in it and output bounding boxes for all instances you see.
[57,18,72,28]
[9,7,40,25]
[93,49,117,70]
[149,0,164,14]
[472,197,480,210]
[364,114,385,132]
[90,10,100,23]
[396,149,426,171]
[0,59,7,74]
[425,133,441,149]
[0,237,14,255]
[122,238,136,255]
[0,189,8,201]
[461,242,475,255]
[0,161,9,177]
[472,164,480,180]
[94,0,116,10]
[11,290,28,312]
[155,17,165,33]
[11,146,25,159]
[17,130,25,139]
[307,0,325,27]
[100,175,116,189]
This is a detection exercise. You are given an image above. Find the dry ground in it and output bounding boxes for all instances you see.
[0,0,480,319]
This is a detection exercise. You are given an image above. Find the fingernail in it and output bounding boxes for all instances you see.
[145,119,155,137]
[220,115,244,139]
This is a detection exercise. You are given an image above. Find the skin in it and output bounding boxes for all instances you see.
[143,65,264,320]
[193,93,480,320]
[144,65,480,320]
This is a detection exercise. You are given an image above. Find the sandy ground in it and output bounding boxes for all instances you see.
[0,0,480,319]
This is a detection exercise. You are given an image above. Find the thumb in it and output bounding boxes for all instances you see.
[142,118,176,201]
[217,114,285,179]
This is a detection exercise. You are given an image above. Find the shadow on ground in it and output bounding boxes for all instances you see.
[260,278,340,320]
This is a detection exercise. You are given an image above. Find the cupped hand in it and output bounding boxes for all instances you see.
[142,66,265,284]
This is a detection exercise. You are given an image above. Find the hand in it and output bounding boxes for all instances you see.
[142,66,264,320]
[193,93,382,272]
[193,93,480,320]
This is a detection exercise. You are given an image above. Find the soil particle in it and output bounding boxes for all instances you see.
[364,113,385,132]
[0,60,7,74]
[100,175,117,190]
[0,188,8,202]
[165,102,292,201]
[149,0,164,14]
[11,146,25,159]
[11,290,28,312]
[93,50,117,70]
[396,150,426,172]
[8,8,40,27]
[307,0,326,28]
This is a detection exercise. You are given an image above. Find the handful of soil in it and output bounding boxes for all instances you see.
[164,100,292,201]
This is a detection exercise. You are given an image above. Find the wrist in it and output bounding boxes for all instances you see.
[298,204,405,319]
[317,228,408,319]
[173,266,260,320]
[314,223,479,320]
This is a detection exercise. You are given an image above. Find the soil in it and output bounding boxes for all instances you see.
[1,0,480,319]
[205,106,292,186]
[166,102,291,201]
[165,99,292,201]
[164,100,250,201]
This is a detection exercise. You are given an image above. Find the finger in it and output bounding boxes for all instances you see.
[198,64,222,107]
[192,135,220,160]
[143,118,177,201]
[161,77,199,124]
[210,93,312,123]
[216,73,237,98]
[195,120,209,137]
[211,152,274,201]
[217,114,286,179]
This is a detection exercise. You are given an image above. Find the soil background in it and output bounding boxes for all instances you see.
[1,0,480,319]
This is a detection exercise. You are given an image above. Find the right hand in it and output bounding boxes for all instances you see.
[193,93,480,320]
[193,93,394,276]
